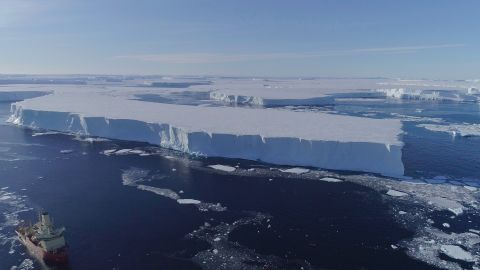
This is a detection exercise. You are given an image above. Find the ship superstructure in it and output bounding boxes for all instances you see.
[16,212,68,264]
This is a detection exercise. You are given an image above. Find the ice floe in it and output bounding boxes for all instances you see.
[418,123,480,137]
[31,131,60,137]
[386,189,409,197]
[440,245,475,263]
[177,199,201,205]
[208,165,236,172]
[121,168,226,212]
[318,177,343,183]
[279,167,310,174]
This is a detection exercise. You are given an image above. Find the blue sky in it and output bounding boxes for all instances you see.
[0,0,479,78]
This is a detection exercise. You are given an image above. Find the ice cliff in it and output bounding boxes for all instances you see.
[8,90,405,176]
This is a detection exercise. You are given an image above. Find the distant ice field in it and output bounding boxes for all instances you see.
[1,75,480,178]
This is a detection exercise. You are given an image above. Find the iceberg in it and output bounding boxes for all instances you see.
[376,88,479,102]
[5,81,406,176]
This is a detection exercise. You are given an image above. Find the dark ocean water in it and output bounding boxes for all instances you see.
[0,99,478,270]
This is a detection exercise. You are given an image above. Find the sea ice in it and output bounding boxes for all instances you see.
[280,168,310,174]
[418,123,480,137]
[464,186,478,192]
[177,199,201,204]
[137,185,180,200]
[319,177,343,183]
[386,189,409,197]
[208,165,236,172]
[439,245,475,263]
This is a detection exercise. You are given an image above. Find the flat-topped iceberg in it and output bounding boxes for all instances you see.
[5,82,405,176]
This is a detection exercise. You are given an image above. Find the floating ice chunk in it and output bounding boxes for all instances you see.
[208,164,236,172]
[177,199,201,205]
[31,131,60,137]
[398,211,407,215]
[101,149,117,155]
[137,185,180,200]
[280,168,310,174]
[60,149,73,154]
[128,149,146,155]
[448,207,463,216]
[121,168,149,186]
[391,244,398,250]
[74,136,110,143]
[439,245,475,263]
[213,237,221,242]
[418,123,480,137]
[319,177,343,183]
[386,189,408,197]
[464,186,478,192]
[114,149,132,155]
[469,229,480,235]
[442,223,450,228]
[427,197,464,215]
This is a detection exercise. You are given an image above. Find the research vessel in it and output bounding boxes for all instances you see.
[15,212,68,264]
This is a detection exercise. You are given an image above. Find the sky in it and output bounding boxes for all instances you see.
[0,0,479,78]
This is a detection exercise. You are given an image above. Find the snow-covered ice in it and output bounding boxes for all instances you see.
[2,78,408,176]
[376,88,479,102]
[386,189,409,197]
[319,177,343,183]
[440,245,475,263]
[208,164,236,172]
[177,199,201,204]
[279,167,310,174]
[418,123,480,137]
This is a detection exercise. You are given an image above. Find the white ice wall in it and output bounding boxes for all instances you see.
[10,103,404,176]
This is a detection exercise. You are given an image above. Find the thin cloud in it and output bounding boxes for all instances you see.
[115,44,466,64]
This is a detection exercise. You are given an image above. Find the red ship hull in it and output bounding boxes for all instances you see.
[16,230,68,265]
[43,248,69,265]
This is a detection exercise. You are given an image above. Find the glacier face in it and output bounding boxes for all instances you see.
[8,93,404,176]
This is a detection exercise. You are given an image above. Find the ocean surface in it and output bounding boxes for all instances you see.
[0,98,479,270]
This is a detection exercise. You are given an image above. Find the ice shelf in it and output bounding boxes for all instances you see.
[4,79,405,176]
